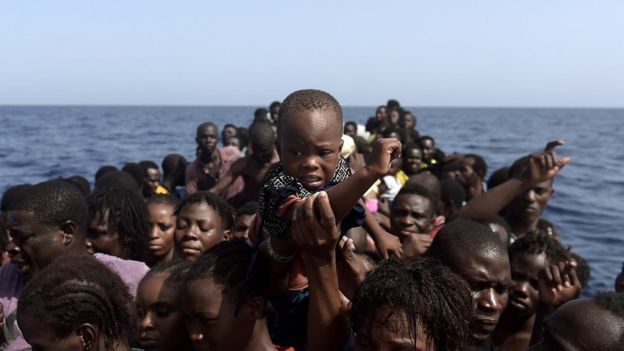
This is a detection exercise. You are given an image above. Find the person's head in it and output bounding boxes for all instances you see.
[182,240,269,351]
[386,99,401,110]
[277,89,343,191]
[482,215,512,246]
[195,122,219,155]
[17,255,136,351]
[1,183,32,213]
[399,110,416,130]
[145,195,180,265]
[427,219,511,343]
[487,166,510,190]
[615,262,624,293]
[95,165,118,183]
[65,175,91,196]
[508,156,554,225]
[253,108,270,123]
[230,201,258,240]
[249,121,276,164]
[417,136,436,163]
[221,124,238,146]
[7,180,88,280]
[405,172,442,214]
[354,135,372,157]
[344,121,358,138]
[86,187,150,262]
[375,105,387,121]
[529,293,624,351]
[269,101,281,123]
[455,154,487,196]
[351,258,472,351]
[388,108,401,127]
[401,144,423,176]
[137,260,193,351]
[161,154,188,188]
[121,163,145,190]
[390,184,437,239]
[139,160,162,198]
[506,231,570,318]
[223,136,241,149]
[95,171,141,194]
[174,192,234,261]
[439,179,466,221]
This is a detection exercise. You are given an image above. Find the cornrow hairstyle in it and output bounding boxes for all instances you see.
[351,258,472,350]
[161,154,188,180]
[140,259,192,290]
[508,229,571,265]
[175,191,235,232]
[145,194,181,209]
[10,180,88,231]
[1,183,32,213]
[185,239,269,304]
[139,160,160,176]
[17,255,136,350]
[464,154,488,180]
[277,89,343,138]
[87,187,150,262]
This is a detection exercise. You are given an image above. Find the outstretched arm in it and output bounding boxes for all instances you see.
[292,192,350,351]
[458,140,570,221]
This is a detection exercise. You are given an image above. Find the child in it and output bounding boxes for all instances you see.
[137,260,193,351]
[174,192,234,262]
[257,89,402,284]
[146,195,180,265]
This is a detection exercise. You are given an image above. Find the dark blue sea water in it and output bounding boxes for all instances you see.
[1,106,622,294]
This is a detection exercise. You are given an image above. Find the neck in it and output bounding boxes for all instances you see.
[491,310,535,351]
[200,149,218,163]
[243,320,275,351]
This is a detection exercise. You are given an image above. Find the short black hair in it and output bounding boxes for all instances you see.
[428,219,507,266]
[464,154,488,180]
[11,180,88,232]
[440,179,466,209]
[197,122,218,135]
[1,183,32,213]
[417,135,435,147]
[386,99,401,110]
[351,258,472,350]
[139,160,159,176]
[95,165,118,182]
[64,176,91,196]
[95,171,140,194]
[405,173,442,213]
[269,101,281,110]
[254,108,269,122]
[145,194,180,208]
[185,239,269,303]
[508,229,570,265]
[121,163,145,188]
[237,201,259,217]
[161,154,188,187]
[277,89,343,138]
[249,121,276,147]
[175,191,235,231]
[87,187,150,262]
[395,182,439,215]
[594,291,624,321]
[487,166,510,190]
[17,255,136,349]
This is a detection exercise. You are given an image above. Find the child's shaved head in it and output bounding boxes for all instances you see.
[278,89,343,138]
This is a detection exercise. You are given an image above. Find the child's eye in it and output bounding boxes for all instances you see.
[319,150,333,157]
[290,150,302,157]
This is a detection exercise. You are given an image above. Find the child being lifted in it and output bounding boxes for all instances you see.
[257,89,402,289]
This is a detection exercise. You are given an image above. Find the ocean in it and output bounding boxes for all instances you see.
[1,106,622,294]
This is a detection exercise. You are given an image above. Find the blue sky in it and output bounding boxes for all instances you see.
[1,1,622,107]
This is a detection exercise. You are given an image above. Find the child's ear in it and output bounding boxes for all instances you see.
[339,139,344,153]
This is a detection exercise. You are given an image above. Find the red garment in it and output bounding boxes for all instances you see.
[185,146,244,198]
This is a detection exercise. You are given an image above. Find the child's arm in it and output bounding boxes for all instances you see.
[291,192,350,351]
[458,140,570,221]
[325,138,402,223]
[209,157,246,195]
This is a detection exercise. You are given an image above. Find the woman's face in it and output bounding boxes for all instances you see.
[147,203,176,261]
[174,202,224,261]
[137,273,191,351]
[182,278,256,351]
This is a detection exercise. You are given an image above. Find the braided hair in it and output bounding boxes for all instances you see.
[351,258,472,350]
[17,255,136,350]
[87,187,150,262]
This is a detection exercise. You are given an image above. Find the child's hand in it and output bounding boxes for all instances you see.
[366,138,402,177]
[291,192,340,261]
[523,140,571,185]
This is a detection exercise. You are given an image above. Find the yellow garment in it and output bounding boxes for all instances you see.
[155,185,169,195]
[396,170,408,186]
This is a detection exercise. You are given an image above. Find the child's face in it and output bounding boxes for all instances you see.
[138,273,190,351]
[278,109,342,191]
[174,202,225,262]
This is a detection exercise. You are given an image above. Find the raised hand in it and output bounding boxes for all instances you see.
[538,260,581,309]
[366,138,402,177]
[525,139,571,185]
[401,233,433,259]
[291,192,341,260]
[374,229,403,259]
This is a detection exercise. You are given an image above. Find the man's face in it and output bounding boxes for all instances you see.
[508,252,547,318]
[196,125,218,154]
[509,181,553,224]
[451,250,511,342]
[400,114,415,130]
[375,107,387,121]
[390,193,434,238]
[419,140,435,162]
[456,157,477,187]
[344,124,357,138]
[278,109,342,191]
[251,141,275,164]
[143,168,161,196]
[7,211,66,279]
[222,126,237,141]
[402,147,423,175]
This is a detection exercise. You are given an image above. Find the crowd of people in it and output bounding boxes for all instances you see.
[1,89,623,351]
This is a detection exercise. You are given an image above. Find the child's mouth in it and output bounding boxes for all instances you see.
[299,175,323,189]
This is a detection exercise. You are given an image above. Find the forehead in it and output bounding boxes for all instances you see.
[453,250,510,284]
[179,202,219,220]
[406,147,422,157]
[197,125,217,135]
[393,193,432,213]
[183,278,224,314]
[510,252,547,276]
[280,109,342,137]
[138,273,170,301]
